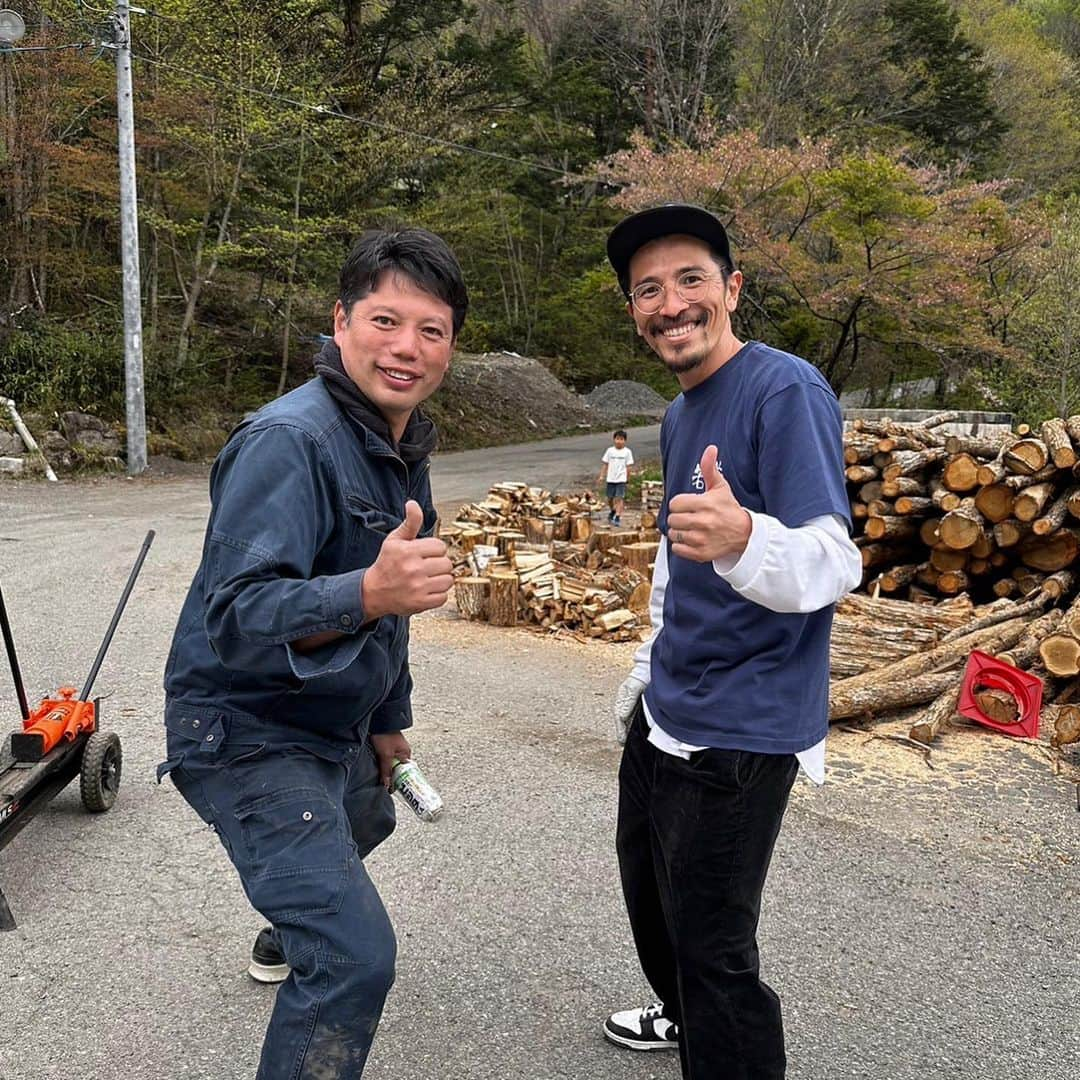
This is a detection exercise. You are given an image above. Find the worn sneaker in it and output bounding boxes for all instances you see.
[612,515,622,526]
[248,926,290,984]
[603,1001,679,1051]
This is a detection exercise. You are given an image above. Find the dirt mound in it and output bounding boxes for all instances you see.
[585,380,670,420]
[425,351,598,451]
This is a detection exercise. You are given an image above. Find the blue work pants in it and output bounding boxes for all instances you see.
[161,710,397,1079]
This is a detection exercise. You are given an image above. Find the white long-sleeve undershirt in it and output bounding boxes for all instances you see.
[632,511,862,784]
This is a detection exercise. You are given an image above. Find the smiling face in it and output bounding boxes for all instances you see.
[627,234,743,389]
[333,271,455,440]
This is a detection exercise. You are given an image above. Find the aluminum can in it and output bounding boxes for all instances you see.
[391,759,444,822]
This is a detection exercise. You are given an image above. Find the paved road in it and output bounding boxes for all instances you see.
[0,431,1078,1080]
[430,424,661,509]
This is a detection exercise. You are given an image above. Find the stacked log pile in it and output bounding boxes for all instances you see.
[443,482,657,641]
[846,412,1080,603]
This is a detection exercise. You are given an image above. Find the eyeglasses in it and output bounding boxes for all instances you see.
[629,271,721,315]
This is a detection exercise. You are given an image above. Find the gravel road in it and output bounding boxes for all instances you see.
[0,426,1077,1080]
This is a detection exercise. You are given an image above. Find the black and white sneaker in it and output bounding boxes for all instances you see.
[603,1001,679,1051]
[247,926,290,984]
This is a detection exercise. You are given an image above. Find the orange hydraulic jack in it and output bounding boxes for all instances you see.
[9,530,155,763]
[0,529,154,930]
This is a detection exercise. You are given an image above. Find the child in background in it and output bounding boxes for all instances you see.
[598,429,634,526]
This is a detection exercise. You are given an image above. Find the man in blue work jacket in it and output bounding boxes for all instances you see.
[158,227,467,1079]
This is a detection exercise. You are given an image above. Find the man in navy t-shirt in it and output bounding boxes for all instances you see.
[600,205,861,1078]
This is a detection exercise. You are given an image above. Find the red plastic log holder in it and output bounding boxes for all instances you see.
[957,650,1043,739]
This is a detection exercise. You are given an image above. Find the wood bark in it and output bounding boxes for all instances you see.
[909,683,962,745]
[454,577,490,620]
[1013,482,1055,523]
[828,617,1028,721]
[1003,438,1050,476]
[829,671,959,722]
[488,572,519,626]
[1041,418,1077,468]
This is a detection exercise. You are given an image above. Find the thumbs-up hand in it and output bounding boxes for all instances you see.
[666,445,752,563]
[362,499,454,619]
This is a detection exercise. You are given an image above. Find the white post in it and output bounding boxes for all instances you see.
[1,395,58,482]
[115,0,147,475]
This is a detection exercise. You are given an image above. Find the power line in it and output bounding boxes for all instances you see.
[129,52,594,184]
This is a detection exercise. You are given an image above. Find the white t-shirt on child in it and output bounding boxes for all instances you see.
[602,446,634,484]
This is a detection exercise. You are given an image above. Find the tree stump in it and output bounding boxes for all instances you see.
[488,571,519,626]
[621,542,660,572]
[454,577,490,621]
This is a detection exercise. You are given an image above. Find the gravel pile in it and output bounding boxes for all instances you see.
[585,380,670,419]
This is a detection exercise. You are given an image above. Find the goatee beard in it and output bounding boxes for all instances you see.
[663,349,707,375]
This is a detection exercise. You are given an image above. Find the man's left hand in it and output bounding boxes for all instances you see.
[370,731,412,788]
[667,445,752,563]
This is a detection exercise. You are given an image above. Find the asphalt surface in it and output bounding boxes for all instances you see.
[1,425,1078,1080]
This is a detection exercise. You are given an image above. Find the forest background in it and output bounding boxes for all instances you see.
[2,0,1080,457]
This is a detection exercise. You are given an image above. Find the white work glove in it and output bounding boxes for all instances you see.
[613,675,648,745]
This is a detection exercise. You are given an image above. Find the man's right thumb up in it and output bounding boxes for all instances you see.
[390,499,424,541]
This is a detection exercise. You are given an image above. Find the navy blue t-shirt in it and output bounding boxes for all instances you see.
[645,341,850,754]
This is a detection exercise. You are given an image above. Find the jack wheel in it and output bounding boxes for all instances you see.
[80,731,122,813]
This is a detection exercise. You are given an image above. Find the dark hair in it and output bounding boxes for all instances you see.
[614,429,628,440]
[339,228,469,337]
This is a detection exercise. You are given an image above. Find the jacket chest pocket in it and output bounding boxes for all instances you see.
[346,494,401,565]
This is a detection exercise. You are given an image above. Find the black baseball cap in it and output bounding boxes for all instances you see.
[607,204,734,298]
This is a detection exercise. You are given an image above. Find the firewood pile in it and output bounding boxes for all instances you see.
[839,410,1080,755]
[847,411,1080,603]
[441,482,659,641]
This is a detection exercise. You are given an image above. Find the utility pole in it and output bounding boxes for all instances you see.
[114,0,147,475]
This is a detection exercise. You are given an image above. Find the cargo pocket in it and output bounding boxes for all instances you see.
[157,710,228,783]
[234,785,349,922]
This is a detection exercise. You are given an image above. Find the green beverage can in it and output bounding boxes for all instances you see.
[391,758,444,822]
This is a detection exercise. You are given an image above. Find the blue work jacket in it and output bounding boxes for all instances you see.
[163,377,436,742]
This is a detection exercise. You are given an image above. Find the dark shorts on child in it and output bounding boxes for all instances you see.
[606,482,627,499]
